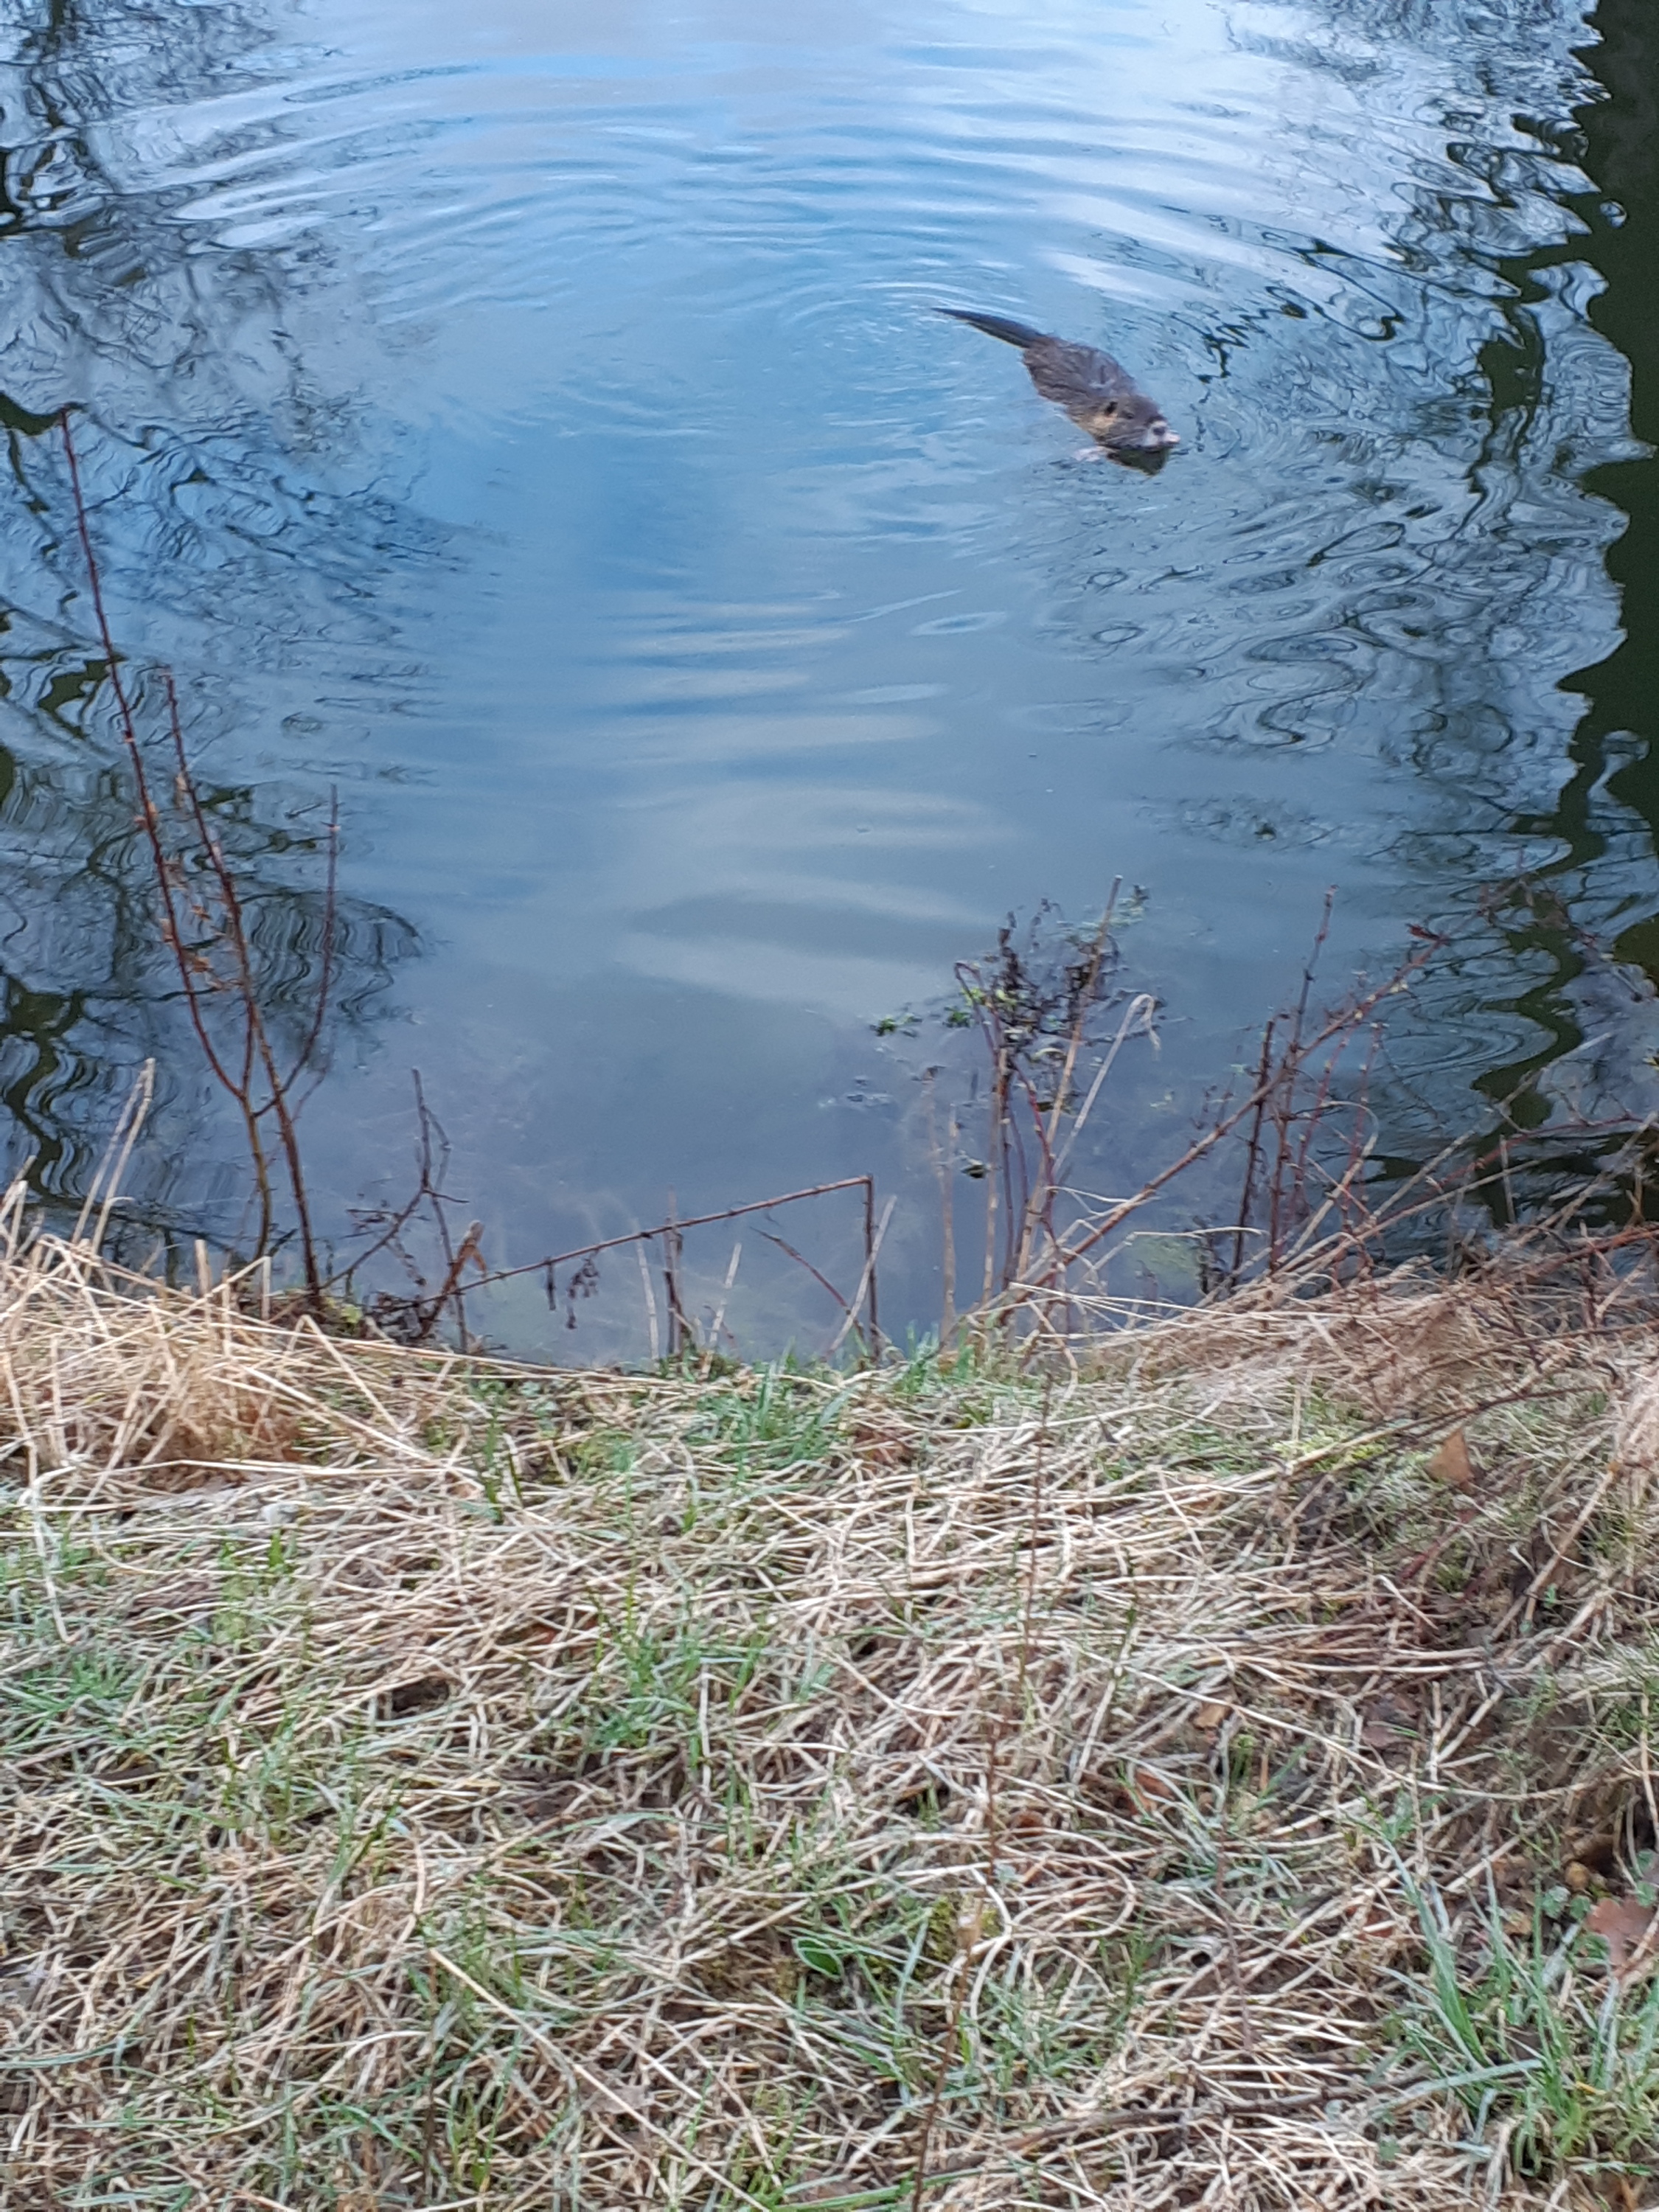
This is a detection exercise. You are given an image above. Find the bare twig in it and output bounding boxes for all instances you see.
[60,409,334,1306]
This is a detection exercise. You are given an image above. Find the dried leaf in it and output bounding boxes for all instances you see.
[1586,1894,1659,1975]
[849,1422,909,1470]
[585,2073,651,2119]
[1194,1700,1229,1731]
[1360,1696,1414,1750]
[1427,1428,1475,1489]
[1589,2173,1641,2212]
[1129,1764,1180,1808]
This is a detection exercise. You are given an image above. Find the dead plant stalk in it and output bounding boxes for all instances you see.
[59,408,335,1306]
[4,1210,1659,2203]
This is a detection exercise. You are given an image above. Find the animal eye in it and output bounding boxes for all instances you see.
[1099,402,1116,416]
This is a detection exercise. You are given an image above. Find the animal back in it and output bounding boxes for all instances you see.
[1020,336,1137,418]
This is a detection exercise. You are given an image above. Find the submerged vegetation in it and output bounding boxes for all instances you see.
[4,1200,1659,2205]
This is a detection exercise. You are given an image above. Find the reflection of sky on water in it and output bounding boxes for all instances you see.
[0,0,1649,1345]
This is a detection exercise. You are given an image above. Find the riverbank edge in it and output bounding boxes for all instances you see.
[3,1229,1658,2208]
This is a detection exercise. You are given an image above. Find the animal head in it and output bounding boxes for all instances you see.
[1092,393,1179,456]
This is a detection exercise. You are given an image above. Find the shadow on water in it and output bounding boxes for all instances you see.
[0,1,419,1240]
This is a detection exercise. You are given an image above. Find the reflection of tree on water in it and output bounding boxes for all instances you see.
[1228,0,1656,1144]
[1551,1,1659,946]
[0,0,422,1237]
[1448,0,1659,1124]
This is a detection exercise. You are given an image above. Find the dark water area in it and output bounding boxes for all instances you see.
[0,0,1654,1354]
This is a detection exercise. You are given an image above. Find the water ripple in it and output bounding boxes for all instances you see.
[0,0,1641,1335]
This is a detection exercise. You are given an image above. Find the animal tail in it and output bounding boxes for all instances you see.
[939,307,1046,349]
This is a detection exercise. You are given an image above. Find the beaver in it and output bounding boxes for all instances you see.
[941,308,1179,467]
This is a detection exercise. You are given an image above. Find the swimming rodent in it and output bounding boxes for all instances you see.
[941,308,1179,466]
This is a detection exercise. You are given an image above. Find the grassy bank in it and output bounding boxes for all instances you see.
[4,1223,1659,2208]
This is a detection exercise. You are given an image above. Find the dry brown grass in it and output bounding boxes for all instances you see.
[4,1192,1659,2209]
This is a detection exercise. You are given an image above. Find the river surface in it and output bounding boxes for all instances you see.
[0,0,1652,1353]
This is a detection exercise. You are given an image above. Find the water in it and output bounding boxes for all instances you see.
[0,0,1652,1352]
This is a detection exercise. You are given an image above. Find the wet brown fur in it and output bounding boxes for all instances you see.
[942,307,1179,464]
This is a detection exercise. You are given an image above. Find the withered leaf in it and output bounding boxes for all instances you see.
[1427,1428,1475,1489]
[849,1426,908,1469]
[1586,1893,1659,1975]
[585,2074,651,2119]
[1360,1695,1415,1751]
[1129,1764,1180,1809]
[1592,2174,1641,2212]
